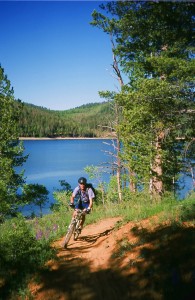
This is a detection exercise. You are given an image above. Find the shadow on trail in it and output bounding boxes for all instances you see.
[33,222,195,300]
[37,260,131,300]
[4,217,193,299]
[79,228,113,244]
[80,228,113,244]
[1,207,194,300]
[30,226,133,300]
[109,222,195,300]
[63,228,114,252]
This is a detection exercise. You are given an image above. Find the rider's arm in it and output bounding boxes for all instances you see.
[88,198,93,209]
[70,194,75,204]
[70,186,79,204]
[87,188,94,209]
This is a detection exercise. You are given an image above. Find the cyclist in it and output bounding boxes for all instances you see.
[69,177,94,231]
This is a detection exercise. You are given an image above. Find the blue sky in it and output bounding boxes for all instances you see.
[0,1,122,110]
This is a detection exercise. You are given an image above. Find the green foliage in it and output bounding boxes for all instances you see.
[23,184,49,217]
[84,165,107,204]
[51,179,73,212]
[106,175,119,203]
[118,78,194,190]
[0,214,56,299]
[52,190,72,212]
[0,66,28,221]
[91,1,195,196]
[94,1,194,69]
[58,179,72,192]
[17,101,115,138]
[0,215,40,269]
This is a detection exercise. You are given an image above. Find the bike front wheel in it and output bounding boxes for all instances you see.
[63,222,75,248]
[74,221,81,241]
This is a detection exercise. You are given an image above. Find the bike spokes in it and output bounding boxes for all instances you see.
[63,210,84,248]
[63,222,75,248]
[74,221,82,240]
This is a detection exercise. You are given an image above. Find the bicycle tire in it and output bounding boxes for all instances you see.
[63,222,75,248]
[73,221,81,241]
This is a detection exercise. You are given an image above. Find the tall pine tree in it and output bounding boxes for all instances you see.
[91,1,195,198]
[0,66,27,221]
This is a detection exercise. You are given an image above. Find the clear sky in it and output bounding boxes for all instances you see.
[0,1,121,110]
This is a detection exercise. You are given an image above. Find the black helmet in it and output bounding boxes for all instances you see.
[78,177,87,184]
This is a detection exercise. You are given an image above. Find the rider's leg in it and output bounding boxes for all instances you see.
[80,202,89,228]
[72,201,82,219]
[80,214,85,228]
[72,209,77,218]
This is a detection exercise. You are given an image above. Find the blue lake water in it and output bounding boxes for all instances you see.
[19,139,194,216]
[20,139,113,216]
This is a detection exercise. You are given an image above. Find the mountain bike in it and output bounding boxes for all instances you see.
[63,208,86,248]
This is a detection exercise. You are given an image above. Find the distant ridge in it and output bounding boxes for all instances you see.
[17,101,114,138]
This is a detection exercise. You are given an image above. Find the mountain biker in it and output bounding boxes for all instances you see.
[69,177,94,231]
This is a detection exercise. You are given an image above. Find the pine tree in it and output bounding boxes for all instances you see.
[91,1,195,198]
[0,66,27,221]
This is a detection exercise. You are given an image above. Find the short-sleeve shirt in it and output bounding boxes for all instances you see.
[73,186,95,203]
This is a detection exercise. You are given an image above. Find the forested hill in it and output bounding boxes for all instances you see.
[18,101,115,138]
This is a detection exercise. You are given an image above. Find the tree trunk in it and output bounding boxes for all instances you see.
[116,134,122,202]
[151,132,164,196]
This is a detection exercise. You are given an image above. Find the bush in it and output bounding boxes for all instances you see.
[0,214,56,298]
[51,190,72,212]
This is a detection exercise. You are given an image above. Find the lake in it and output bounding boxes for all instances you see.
[19,139,113,216]
[19,139,193,216]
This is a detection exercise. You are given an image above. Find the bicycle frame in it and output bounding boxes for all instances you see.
[63,209,85,248]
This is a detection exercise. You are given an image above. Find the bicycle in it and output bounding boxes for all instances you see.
[63,205,88,248]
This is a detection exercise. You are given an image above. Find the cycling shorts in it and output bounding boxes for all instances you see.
[75,201,89,210]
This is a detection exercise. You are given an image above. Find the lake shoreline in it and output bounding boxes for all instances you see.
[19,137,113,140]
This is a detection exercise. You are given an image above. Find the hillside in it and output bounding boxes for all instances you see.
[17,101,115,138]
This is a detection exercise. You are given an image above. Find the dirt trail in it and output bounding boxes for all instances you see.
[30,217,124,300]
[57,217,122,269]
[29,217,195,300]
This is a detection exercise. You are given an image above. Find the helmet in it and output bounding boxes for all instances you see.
[78,177,87,184]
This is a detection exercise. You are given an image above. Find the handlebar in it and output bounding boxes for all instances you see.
[69,203,90,214]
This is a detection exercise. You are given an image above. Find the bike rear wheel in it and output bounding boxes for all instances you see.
[63,223,75,248]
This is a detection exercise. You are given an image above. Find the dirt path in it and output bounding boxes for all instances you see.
[29,217,195,300]
[30,217,125,300]
[57,217,122,270]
